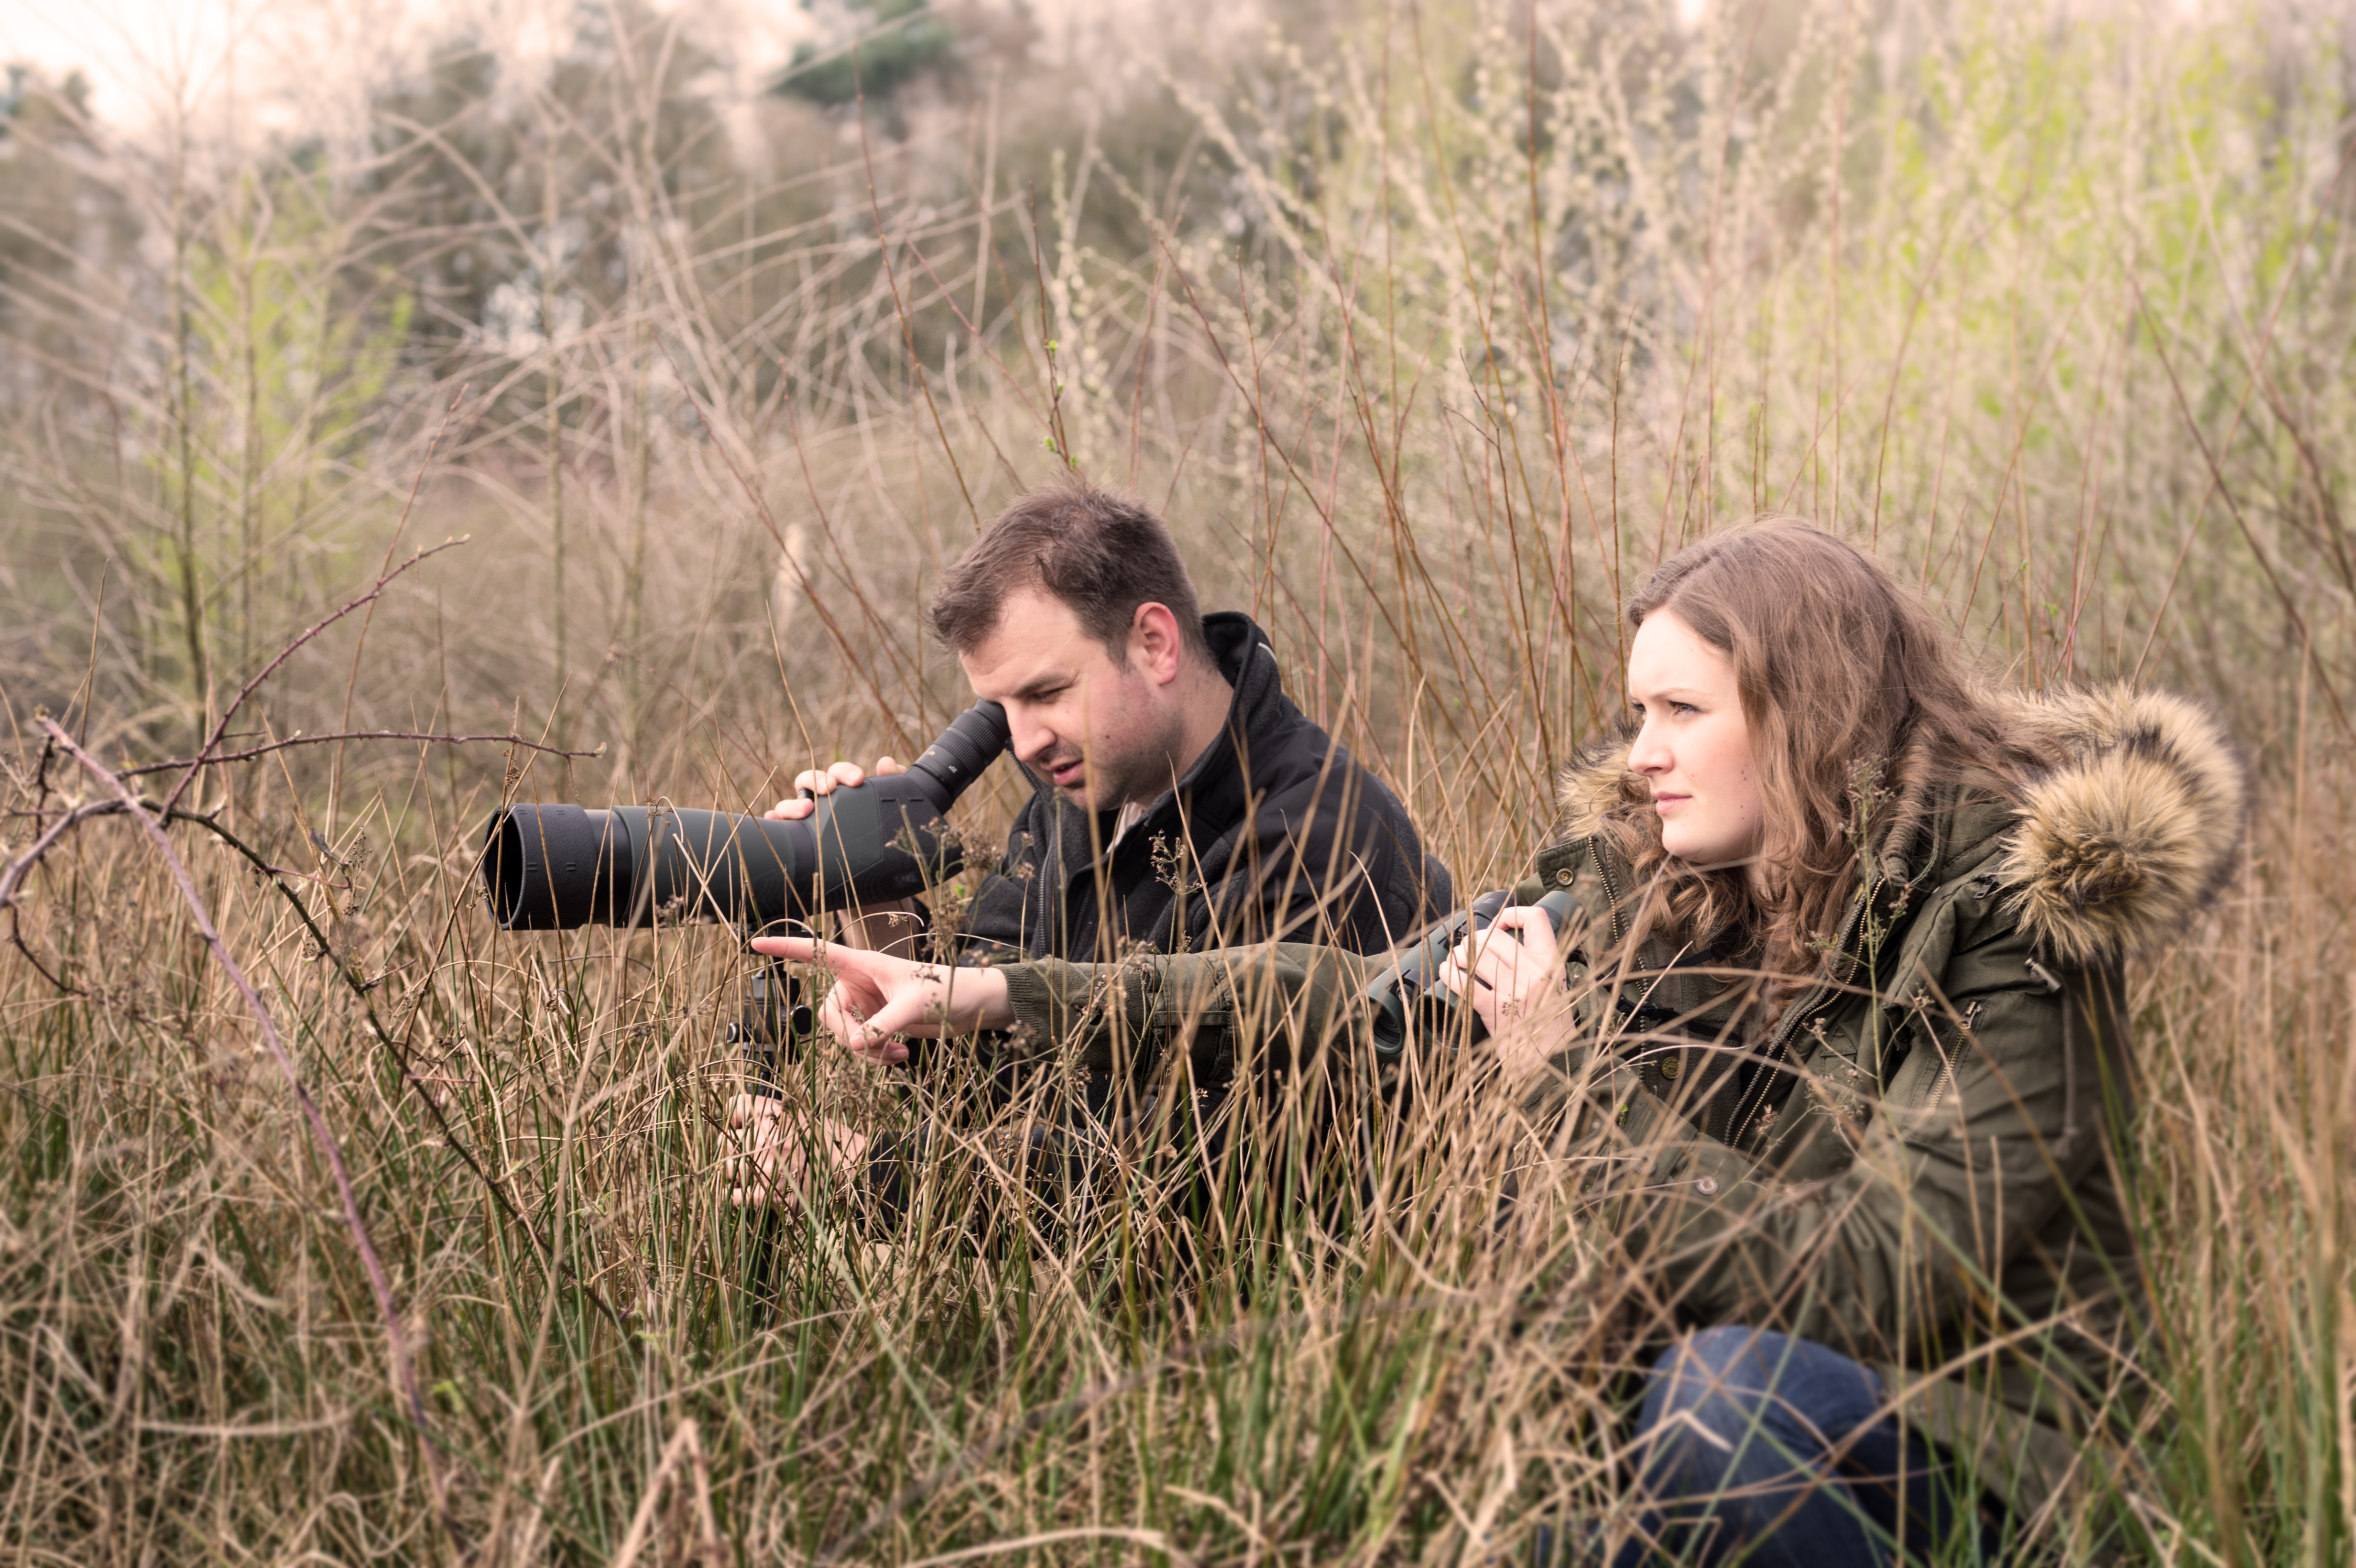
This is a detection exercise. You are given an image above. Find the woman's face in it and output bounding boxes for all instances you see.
[1625,610,1764,867]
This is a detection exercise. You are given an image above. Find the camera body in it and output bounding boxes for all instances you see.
[1363,887,1579,1056]
[729,954,819,1097]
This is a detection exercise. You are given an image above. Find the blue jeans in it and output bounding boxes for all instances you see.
[1606,1328,2005,1567]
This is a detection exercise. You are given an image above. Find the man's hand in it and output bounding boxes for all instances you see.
[1435,906,1571,1081]
[764,756,905,820]
[722,1095,869,1210]
[750,934,1015,1065]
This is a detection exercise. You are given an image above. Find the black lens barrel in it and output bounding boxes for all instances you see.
[482,700,1012,932]
[486,805,637,929]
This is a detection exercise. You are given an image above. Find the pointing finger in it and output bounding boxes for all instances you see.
[751,933,821,963]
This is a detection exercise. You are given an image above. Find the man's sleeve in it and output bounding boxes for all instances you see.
[997,942,1379,1081]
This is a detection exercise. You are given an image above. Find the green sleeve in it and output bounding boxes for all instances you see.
[996,942,1383,1083]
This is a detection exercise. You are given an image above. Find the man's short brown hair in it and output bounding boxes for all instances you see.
[928,480,1211,661]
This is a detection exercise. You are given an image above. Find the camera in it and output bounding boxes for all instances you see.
[1363,887,1578,1056]
[479,699,1012,1089]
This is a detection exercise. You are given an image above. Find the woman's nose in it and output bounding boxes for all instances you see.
[1628,720,1669,775]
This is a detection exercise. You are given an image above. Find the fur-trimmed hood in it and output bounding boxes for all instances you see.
[1556,684,2249,968]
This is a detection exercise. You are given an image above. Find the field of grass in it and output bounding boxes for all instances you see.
[2,0,2353,1560]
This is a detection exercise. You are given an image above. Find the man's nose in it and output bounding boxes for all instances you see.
[1008,710,1059,764]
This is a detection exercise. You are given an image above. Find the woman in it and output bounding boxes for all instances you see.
[755,518,2244,1563]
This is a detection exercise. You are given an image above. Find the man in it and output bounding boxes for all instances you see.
[728,479,1449,1208]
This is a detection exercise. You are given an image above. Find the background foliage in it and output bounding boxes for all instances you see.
[2,0,2353,1561]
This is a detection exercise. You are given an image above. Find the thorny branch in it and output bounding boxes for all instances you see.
[0,770,631,1336]
[124,728,602,777]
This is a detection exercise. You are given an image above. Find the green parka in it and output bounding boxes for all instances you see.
[986,686,2246,1519]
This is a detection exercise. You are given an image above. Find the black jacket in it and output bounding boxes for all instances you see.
[856,614,1448,1224]
[955,612,1449,962]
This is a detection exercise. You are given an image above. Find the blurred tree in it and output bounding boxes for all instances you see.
[772,0,960,111]
[0,66,137,405]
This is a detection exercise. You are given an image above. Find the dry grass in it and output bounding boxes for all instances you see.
[2,0,2353,1560]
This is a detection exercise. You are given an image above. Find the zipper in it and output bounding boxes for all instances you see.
[1726,886,1870,1147]
[1590,839,1627,946]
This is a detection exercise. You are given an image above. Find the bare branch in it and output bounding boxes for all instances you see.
[0,799,133,914]
[125,730,602,778]
[41,719,452,1508]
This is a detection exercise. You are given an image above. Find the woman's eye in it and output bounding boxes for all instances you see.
[1672,701,1699,717]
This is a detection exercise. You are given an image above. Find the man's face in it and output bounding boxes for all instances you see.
[958,588,1186,811]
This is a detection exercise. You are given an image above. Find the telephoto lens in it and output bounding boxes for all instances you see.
[480,699,1010,931]
[1363,888,1578,1056]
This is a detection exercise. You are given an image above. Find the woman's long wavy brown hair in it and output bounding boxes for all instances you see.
[1598,518,2041,1000]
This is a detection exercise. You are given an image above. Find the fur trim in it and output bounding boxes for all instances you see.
[1555,684,2249,967]
[1997,686,2248,967]
[1559,725,1639,842]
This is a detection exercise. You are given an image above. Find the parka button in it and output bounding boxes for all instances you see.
[1695,1177,1720,1197]
[1555,867,1575,886]
[1659,1055,1683,1080]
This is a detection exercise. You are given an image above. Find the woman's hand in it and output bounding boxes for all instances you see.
[1435,906,1571,1081]
[748,933,1015,1064]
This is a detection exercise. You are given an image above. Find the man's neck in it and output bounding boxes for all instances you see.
[1111,652,1236,817]
[1171,653,1237,779]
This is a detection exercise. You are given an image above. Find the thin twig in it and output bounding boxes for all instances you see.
[159,537,471,817]
[330,391,468,832]
[127,730,601,778]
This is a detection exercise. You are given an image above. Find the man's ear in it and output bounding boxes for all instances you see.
[1128,602,1185,686]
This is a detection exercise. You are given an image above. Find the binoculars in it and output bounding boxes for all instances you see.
[480,700,1011,933]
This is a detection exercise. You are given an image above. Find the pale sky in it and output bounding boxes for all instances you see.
[2,0,816,140]
[1,0,1167,142]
